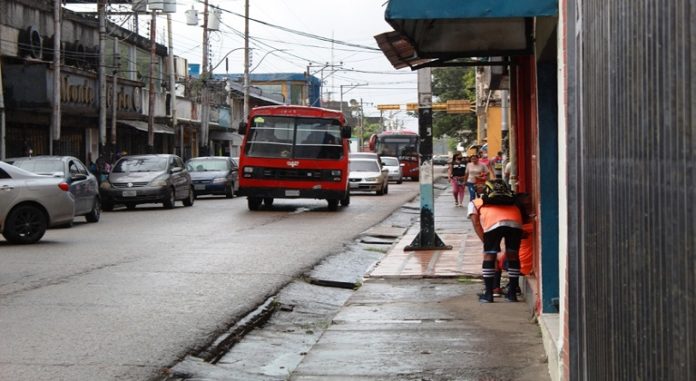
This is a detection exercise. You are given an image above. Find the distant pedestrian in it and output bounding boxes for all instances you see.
[464,155,488,201]
[448,152,467,207]
[467,180,524,303]
[489,151,505,179]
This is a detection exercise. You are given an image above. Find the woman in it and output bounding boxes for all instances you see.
[464,154,489,201]
[448,153,467,206]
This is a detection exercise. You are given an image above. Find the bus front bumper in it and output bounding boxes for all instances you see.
[237,187,347,200]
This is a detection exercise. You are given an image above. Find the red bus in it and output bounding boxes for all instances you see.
[237,105,352,211]
[368,130,419,180]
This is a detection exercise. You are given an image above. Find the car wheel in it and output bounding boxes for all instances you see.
[327,199,339,211]
[183,187,195,207]
[340,192,350,206]
[163,188,175,209]
[125,203,136,210]
[263,198,274,207]
[85,198,101,222]
[248,197,262,211]
[397,179,403,184]
[3,204,47,244]
[225,183,235,198]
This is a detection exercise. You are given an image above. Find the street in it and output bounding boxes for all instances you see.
[0,182,419,381]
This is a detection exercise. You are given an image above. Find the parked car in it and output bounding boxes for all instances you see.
[433,154,450,166]
[0,161,75,244]
[349,152,380,161]
[349,158,389,195]
[186,156,238,198]
[7,156,101,223]
[380,156,403,184]
[100,154,194,210]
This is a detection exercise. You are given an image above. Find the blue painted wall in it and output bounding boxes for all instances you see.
[537,61,559,313]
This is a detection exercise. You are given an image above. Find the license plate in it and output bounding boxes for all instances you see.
[285,189,300,197]
[122,190,137,197]
[194,184,206,190]
[350,183,359,189]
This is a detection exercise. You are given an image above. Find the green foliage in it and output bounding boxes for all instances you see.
[431,67,477,143]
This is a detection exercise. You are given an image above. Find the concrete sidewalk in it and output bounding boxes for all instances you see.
[168,185,550,381]
[288,189,550,381]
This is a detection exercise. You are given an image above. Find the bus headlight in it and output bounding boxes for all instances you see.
[243,166,254,178]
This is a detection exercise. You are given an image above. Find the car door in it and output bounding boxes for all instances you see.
[67,159,90,214]
[0,166,20,222]
[172,156,189,198]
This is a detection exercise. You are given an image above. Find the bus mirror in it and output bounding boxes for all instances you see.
[341,126,352,139]
[238,122,247,135]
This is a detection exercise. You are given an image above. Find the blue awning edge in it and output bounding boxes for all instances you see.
[385,0,558,20]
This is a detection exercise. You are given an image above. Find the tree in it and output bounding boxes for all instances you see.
[431,67,477,144]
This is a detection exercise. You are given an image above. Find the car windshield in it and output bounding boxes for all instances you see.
[187,159,228,172]
[381,157,399,166]
[12,160,63,175]
[350,160,379,172]
[245,116,343,160]
[113,157,168,173]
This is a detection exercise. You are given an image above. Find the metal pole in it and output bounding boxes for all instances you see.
[0,58,5,160]
[508,70,518,192]
[147,10,157,152]
[405,67,450,251]
[51,0,62,155]
[242,0,250,119]
[200,0,209,156]
[111,38,118,146]
[167,14,178,156]
[98,0,107,153]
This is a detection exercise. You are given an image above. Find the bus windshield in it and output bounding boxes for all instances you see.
[377,136,418,158]
[245,116,343,160]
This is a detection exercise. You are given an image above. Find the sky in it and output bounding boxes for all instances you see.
[84,0,421,130]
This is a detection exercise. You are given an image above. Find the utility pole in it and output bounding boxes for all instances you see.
[339,83,367,114]
[111,38,119,146]
[51,0,61,155]
[0,39,5,160]
[147,9,157,152]
[242,0,250,120]
[405,67,450,251]
[200,0,209,156]
[167,14,178,156]
[98,0,107,155]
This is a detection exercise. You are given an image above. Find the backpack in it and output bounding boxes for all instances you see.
[481,179,516,205]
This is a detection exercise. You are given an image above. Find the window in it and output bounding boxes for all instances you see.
[244,116,343,160]
[0,168,10,179]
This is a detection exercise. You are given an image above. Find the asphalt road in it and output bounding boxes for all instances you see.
[0,181,419,381]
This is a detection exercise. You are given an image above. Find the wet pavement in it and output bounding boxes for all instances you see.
[165,181,550,381]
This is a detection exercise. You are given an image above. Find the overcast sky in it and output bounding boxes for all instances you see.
[88,0,420,129]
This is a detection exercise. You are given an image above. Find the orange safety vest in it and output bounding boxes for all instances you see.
[472,198,523,232]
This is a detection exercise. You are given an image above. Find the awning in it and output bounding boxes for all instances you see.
[377,0,558,69]
[120,120,175,135]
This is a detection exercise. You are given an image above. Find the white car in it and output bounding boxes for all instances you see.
[0,161,75,244]
[349,158,389,195]
[380,156,403,184]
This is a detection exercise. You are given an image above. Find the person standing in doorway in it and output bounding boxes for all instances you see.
[464,154,488,201]
[448,152,467,206]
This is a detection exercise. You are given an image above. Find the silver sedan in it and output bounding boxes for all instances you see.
[0,161,75,244]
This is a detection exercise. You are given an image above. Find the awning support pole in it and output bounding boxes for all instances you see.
[405,67,451,251]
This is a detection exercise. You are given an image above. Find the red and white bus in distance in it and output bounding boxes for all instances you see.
[237,105,352,211]
[369,130,420,180]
